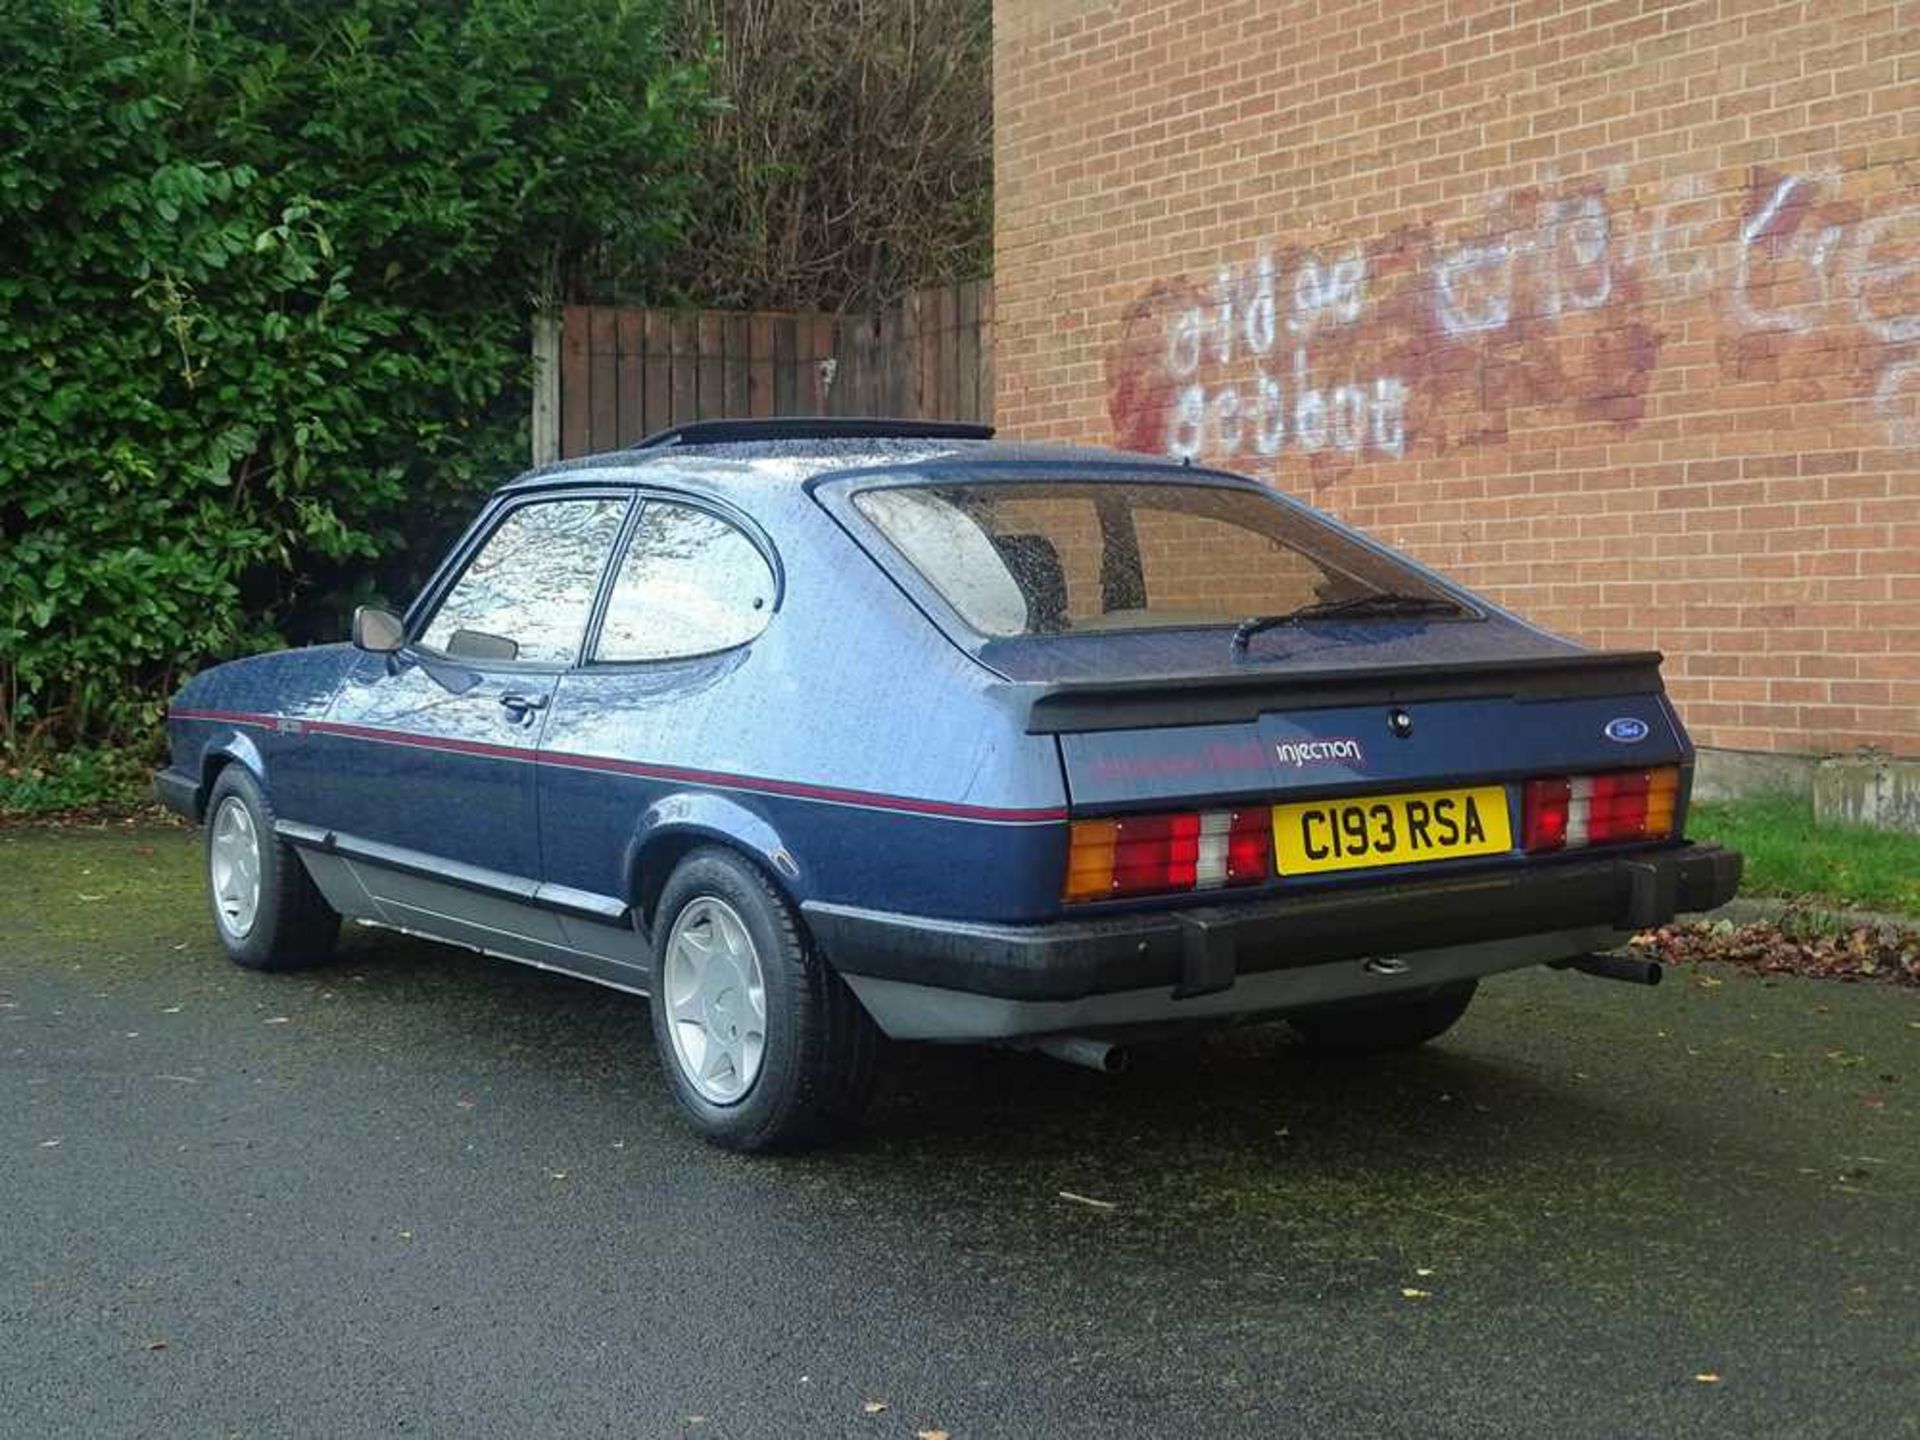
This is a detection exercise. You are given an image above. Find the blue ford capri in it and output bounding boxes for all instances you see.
[157,418,1741,1149]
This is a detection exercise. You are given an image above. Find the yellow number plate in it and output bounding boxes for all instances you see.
[1272,785,1512,876]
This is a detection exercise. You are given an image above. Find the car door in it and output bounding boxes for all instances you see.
[535,495,781,913]
[309,490,632,887]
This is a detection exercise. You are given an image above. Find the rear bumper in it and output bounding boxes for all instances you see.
[805,842,1741,1038]
[153,767,200,822]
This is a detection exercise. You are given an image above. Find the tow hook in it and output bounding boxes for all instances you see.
[1552,953,1664,986]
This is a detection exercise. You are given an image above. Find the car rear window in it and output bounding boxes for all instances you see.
[852,481,1458,638]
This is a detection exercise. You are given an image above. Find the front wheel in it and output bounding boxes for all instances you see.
[649,848,877,1151]
[203,766,340,971]
[1288,980,1477,1056]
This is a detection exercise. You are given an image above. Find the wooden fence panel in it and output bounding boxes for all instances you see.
[876,304,901,417]
[724,314,752,418]
[697,313,724,422]
[615,309,644,447]
[587,308,617,454]
[559,307,591,459]
[748,314,774,418]
[956,281,980,424]
[669,312,698,425]
[642,310,671,441]
[554,283,993,458]
[814,316,834,413]
[977,280,995,427]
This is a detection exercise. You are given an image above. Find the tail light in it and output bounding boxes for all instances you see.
[1065,807,1270,902]
[1522,767,1680,853]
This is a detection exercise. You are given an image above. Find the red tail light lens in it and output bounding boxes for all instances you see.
[1225,809,1271,885]
[1522,767,1680,854]
[1521,777,1572,852]
[1112,812,1201,895]
[1065,807,1271,902]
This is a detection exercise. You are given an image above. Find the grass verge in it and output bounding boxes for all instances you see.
[1688,792,1920,919]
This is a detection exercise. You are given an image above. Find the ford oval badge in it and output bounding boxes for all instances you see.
[1605,716,1650,744]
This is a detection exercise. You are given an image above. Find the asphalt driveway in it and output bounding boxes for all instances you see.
[2,825,1915,1438]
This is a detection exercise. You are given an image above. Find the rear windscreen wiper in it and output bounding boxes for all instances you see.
[1230,592,1464,651]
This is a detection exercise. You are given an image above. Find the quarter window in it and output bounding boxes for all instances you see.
[595,502,775,662]
[418,497,627,664]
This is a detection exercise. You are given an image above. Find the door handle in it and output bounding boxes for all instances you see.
[499,692,550,725]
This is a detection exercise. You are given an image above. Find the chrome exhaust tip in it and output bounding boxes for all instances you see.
[1029,1035,1131,1074]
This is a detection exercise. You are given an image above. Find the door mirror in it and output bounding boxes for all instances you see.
[352,605,407,653]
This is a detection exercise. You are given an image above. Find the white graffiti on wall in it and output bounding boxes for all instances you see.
[1432,191,1615,336]
[1162,248,1408,460]
[1729,174,1845,332]
[1127,166,1920,462]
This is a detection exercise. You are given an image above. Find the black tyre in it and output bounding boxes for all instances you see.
[1288,980,1478,1055]
[649,847,878,1151]
[203,766,340,972]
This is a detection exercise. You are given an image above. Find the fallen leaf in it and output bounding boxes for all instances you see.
[1415,1267,1435,1277]
[1401,1287,1431,1300]
[161,1005,183,1014]
[1057,1190,1117,1211]
[1693,1372,1722,1384]
[548,1170,569,1181]
[147,1340,168,1352]
[917,1431,950,1439]
[77,893,105,902]
[264,1016,290,1025]
[38,1138,62,1149]
[862,1400,889,1414]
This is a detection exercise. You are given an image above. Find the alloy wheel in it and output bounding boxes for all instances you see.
[209,795,263,940]
[662,896,769,1104]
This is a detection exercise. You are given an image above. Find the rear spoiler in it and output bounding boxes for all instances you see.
[1021,651,1666,734]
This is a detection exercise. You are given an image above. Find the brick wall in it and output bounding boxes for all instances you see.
[993,0,1920,758]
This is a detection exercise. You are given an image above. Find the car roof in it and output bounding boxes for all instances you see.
[494,421,1210,500]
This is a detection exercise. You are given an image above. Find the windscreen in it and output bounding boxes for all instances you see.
[852,481,1459,638]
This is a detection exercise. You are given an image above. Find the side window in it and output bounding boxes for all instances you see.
[418,497,627,664]
[594,502,775,662]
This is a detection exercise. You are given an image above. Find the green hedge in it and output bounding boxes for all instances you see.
[0,0,705,763]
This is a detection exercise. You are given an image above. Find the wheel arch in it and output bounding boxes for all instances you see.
[626,790,806,932]
[197,731,270,818]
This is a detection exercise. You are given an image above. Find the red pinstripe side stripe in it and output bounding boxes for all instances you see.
[168,707,1068,823]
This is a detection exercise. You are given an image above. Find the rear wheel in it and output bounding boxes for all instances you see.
[1288,980,1477,1055]
[204,766,340,971]
[649,848,877,1151]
